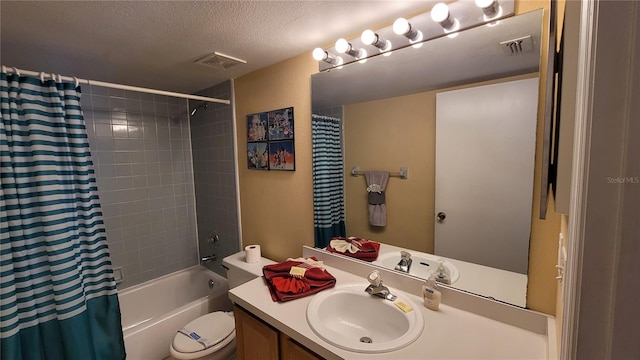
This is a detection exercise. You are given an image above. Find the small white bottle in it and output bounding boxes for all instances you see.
[435,259,452,285]
[422,272,441,311]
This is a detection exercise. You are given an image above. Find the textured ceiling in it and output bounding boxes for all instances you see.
[0,1,436,95]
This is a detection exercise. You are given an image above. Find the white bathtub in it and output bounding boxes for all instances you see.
[118,266,233,360]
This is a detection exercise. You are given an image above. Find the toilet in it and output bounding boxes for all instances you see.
[169,252,275,360]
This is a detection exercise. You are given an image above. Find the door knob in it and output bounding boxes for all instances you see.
[436,212,446,222]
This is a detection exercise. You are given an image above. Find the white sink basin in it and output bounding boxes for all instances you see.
[306,284,424,353]
[375,252,460,284]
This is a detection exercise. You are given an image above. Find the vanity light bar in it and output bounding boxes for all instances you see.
[314,0,514,71]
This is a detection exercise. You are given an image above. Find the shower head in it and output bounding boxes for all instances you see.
[190,103,208,116]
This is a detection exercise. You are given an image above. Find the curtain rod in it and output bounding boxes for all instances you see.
[1,65,230,105]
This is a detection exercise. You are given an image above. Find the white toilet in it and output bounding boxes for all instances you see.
[169,252,275,360]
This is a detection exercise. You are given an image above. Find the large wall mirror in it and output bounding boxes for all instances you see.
[311,9,544,307]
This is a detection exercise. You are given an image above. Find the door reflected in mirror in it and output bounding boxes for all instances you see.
[311,9,544,307]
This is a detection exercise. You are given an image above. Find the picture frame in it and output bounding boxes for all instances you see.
[267,107,294,141]
[247,112,268,142]
[246,107,295,171]
[247,142,269,170]
[268,140,295,171]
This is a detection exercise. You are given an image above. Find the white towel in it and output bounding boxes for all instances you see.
[286,257,325,270]
[329,239,360,254]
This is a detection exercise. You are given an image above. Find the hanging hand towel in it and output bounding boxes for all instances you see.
[365,171,390,226]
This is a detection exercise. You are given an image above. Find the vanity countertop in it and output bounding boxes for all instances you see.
[376,243,528,307]
[228,264,552,360]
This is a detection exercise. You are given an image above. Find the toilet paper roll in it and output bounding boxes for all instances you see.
[245,245,261,263]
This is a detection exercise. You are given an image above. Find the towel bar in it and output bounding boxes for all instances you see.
[351,166,408,179]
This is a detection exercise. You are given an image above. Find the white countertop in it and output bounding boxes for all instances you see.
[229,264,549,360]
[375,244,528,307]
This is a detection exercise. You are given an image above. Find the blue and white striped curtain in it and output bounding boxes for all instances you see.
[0,72,125,359]
[312,114,346,248]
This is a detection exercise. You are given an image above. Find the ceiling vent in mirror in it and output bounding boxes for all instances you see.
[499,35,534,55]
[195,52,247,70]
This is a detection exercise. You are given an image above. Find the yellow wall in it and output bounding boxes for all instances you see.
[344,92,435,253]
[234,54,317,262]
[233,0,560,314]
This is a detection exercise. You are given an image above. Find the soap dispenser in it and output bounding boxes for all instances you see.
[422,271,441,311]
[435,259,452,285]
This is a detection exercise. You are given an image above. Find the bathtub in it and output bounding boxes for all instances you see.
[118,266,233,360]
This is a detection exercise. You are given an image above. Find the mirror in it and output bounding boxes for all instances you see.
[311,10,544,307]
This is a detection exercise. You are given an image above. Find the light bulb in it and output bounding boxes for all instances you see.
[361,30,377,45]
[312,48,327,61]
[312,47,341,65]
[335,38,362,58]
[361,29,391,51]
[393,18,421,42]
[431,3,450,23]
[431,2,456,31]
[393,18,410,35]
[335,38,351,54]
[476,0,500,19]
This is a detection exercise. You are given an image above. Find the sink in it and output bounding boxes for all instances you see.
[375,253,460,284]
[306,284,424,353]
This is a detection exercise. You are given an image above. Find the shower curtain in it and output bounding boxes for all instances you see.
[0,72,125,359]
[311,114,346,248]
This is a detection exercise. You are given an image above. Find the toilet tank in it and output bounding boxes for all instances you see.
[222,252,275,289]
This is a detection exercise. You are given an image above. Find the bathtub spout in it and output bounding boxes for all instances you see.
[201,254,217,264]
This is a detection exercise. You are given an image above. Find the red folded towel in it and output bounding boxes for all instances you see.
[326,236,380,262]
[262,258,336,302]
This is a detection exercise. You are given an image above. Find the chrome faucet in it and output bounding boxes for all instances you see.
[394,251,413,273]
[200,254,217,264]
[364,270,397,301]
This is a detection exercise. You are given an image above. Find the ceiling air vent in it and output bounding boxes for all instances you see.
[195,52,247,70]
[499,35,534,55]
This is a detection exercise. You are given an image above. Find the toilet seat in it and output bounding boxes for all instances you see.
[171,311,235,359]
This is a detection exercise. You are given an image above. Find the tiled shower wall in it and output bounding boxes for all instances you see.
[81,85,198,289]
[191,81,240,277]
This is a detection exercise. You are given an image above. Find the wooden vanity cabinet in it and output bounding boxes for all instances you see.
[279,333,323,360]
[233,304,323,360]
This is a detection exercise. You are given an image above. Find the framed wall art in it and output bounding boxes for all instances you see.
[268,140,295,171]
[247,112,268,142]
[247,142,269,170]
[267,107,294,141]
[246,107,295,171]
